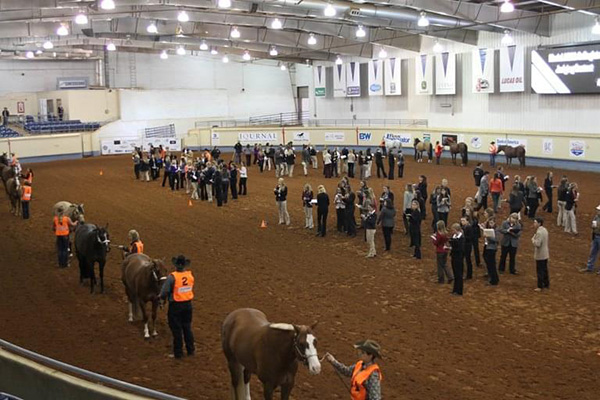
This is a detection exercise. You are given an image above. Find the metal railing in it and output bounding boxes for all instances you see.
[248,111,309,127]
[196,117,428,129]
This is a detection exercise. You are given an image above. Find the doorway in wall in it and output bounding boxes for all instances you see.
[297,86,309,123]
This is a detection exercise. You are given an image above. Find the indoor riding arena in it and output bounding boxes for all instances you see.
[1,2,600,400]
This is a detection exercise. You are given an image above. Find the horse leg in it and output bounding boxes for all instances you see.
[243,369,251,400]
[280,382,294,400]
[89,262,96,294]
[151,300,158,337]
[262,382,275,400]
[99,260,105,294]
[227,361,245,400]
[140,300,150,339]
[128,302,134,322]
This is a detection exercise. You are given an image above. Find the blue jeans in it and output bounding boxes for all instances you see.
[586,235,600,271]
[490,154,496,167]
[492,193,501,212]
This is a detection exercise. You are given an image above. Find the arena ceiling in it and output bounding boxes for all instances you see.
[0,0,599,63]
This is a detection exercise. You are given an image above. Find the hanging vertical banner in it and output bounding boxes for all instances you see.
[415,54,433,95]
[472,48,495,93]
[384,57,402,96]
[500,45,525,93]
[346,62,361,97]
[314,65,326,97]
[368,60,384,96]
[333,63,346,98]
[435,52,456,95]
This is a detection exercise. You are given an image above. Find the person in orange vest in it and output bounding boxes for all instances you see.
[53,212,77,268]
[489,141,498,167]
[159,255,195,359]
[21,180,32,219]
[326,339,383,400]
[119,230,144,256]
[434,141,443,165]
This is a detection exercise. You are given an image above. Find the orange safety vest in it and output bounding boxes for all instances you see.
[54,216,70,236]
[129,240,144,254]
[21,186,32,201]
[171,271,194,302]
[350,361,382,400]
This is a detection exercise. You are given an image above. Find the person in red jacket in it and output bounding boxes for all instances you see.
[432,220,454,284]
[490,173,504,213]
[434,141,443,165]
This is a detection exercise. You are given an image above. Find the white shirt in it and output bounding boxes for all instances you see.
[323,152,332,165]
[240,166,247,178]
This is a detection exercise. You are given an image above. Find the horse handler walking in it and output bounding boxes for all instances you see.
[52,212,77,268]
[21,180,32,219]
[159,255,196,359]
[325,339,383,399]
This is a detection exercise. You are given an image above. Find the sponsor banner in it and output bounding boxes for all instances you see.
[101,138,181,155]
[542,138,553,155]
[211,131,220,146]
[358,131,373,142]
[384,58,402,96]
[325,132,345,142]
[314,65,326,97]
[238,132,279,144]
[470,136,483,150]
[291,131,310,144]
[383,132,412,147]
[435,52,456,95]
[569,140,585,157]
[333,64,346,98]
[346,62,361,97]
[472,48,495,93]
[415,54,433,95]
[500,45,525,93]
[497,138,527,148]
[368,60,383,96]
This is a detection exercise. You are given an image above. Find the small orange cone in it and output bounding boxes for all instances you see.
[188,199,193,207]
[99,169,104,176]
[260,220,267,228]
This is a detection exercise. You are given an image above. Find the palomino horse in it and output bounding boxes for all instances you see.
[447,140,469,166]
[498,145,526,168]
[121,254,168,339]
[413,138,432,163]
[222,308,321,400]
[53,201,85,223]
[74,223,110,294]
[5,176,21,216]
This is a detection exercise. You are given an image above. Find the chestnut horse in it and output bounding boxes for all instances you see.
[121,253,168,339]
[222,308,321,400]
[446,139,469,166]
[498,145,526,168]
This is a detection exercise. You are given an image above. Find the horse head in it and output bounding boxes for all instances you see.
[413,138,421,147]
[96,224,111,253]
[151,259,169,288]
[75,204,86,222]
[497,145,506,154]
[293,323,321,375]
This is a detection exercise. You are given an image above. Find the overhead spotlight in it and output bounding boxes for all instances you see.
[324,4,336,17]
[178,11,189,23]
[218,0,232,8]
[307,33,317,45]
[100,0,116,10]
[106,42,116,51]
[242,50,251,61]
[36,50,43,55]
[500,0,515,13]
[356,25,366,38]
[280,64,287,71]
[160,50,168,59]
[418,11,429,27]
[200,41,209,51]
[222,55,229,63]
[433,40,443,53]
[147,22,158,34]
[378,47,387,59]
[593,18,600,35]
[335,55,343,65]
[501,30,514,46]
[176,46,186,55]
[230,26,241,38]
[269,46,278,56]
[26,51,35,59]
[57,24,69,36]
[43,40,54,50]
[53,52,57,58]
[210,47,219,55]
[271,18,283,29]
[75,12,88,25]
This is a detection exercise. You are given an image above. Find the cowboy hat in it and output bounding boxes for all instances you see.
[354,339,382,359]
[171,255,191,269]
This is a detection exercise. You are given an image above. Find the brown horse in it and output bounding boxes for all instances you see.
[121,254,168,339]
[448,141,469,166]
[222,308,321,400]
[5,176,21,216]
[1,165,16,190]
[413,138,432,163]
[498,145,526,168]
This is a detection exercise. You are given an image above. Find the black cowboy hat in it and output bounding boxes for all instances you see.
[171,255,191,269]
[354,339,382,359]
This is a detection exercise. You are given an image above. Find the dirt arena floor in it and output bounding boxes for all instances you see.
[1,153,600,400]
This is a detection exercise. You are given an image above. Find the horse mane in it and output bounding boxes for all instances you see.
[269,323,295,331]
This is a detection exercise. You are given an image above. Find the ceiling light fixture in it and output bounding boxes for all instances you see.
[57,24,69,36]
[356,25,366,38]
[147,22,158,34]
[378,47,387,59]
[218,0,232,8]
[200,41,209,51]
[433,40,443,53]
[222,55,229,63]
[36,50,43,55]
[53,52,57,58]
[324,4,336,17]
[593,18,600,34]
[500,0,515,13]
[280,64,287,71]
[210,47,219,55]
[501,30,514,46]
[100,0,116,10]
[269,46,278,56]
[106,42,116,51]
[271,18,283,29]
[307,33,317,45]
[335,55,343,65]
[26,51,35,59]
[242,50,251,61]
[418,11,429,27]
[43,40,54,50]
[176,46,186,55]
[230,26,241,38]
[75,12,88,25]
[160,50,168,59]
[178,11,189,23]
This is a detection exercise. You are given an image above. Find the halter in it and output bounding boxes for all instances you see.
[293,334,318,367]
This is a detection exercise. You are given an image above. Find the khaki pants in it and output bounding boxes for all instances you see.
[366,229,376,257]
[564,209,577,234]
[302,161,308,176]
[206,183,213,202]
[277,201,290,225]
[142,170,150,182]
[556,200,566,226]
[191,182,199,199]
[304,206,313,228]
[288,164,294,178]
[311,155,318,169]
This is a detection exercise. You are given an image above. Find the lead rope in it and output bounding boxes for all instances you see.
[320,352,351,394]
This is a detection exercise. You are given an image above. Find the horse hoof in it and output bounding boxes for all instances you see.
[144,335,150,340]
[152,332,158,337]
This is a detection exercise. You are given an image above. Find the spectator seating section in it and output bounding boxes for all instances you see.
[24,115,100,134]
[0,126,20,138]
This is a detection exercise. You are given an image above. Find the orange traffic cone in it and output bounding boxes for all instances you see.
[260,220,267,228]
[99,169,104,176]
[188,199,193,207]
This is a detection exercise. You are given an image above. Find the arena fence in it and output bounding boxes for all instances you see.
[0,339,184,400]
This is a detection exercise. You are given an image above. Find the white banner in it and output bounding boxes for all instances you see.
[415,54,433,95]
[470,136,483,150]
[497,137,527,148]
[435,52,456,95]
[383,132,412,146]
[238,132,279,144]
[500,45,525,93]
[368,60,383,96]
[384,58,401,96]
[333,64,346,98]
[325,132,345,142]
[101,138,181,155]
[346,62,361,97]
[314,65,326,97]
[542,138,553,155]
[291,131,310,144]
[569,140,585,158]
[211,131,220,146]
[472,48,495,93]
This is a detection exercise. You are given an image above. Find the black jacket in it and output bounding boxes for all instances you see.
[317,193,330,212]
[473,167,483,186]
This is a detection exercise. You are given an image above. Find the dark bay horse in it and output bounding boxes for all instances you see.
[448,141,469,166]
[413,138,432,163]
[74,223,110,293]
[5,176,21,216]
[222,308,321,400]
[498,145,526,168]
[122,254,168,339]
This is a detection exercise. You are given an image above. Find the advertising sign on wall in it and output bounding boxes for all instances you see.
[101,138,181,155]
[415,54,433,95]
[238,132,279,144]
[435,52,456,95]
[500,45,525,93]
[384,58,402,96]
[358,132,373,142]
[472,48,495,93]
[17,101,25,114]
[333,64,346,98]
[497,137,528,148]
[569,140,585,157]
[542,138,553,155]
[325,132,345,142]
[346,62,361,97]
[383,132,412,145]
[470,136,483,150]
[314,65,326,97]
[291,131,310,144]
[368,60,383,96]
[211,132,220,146]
